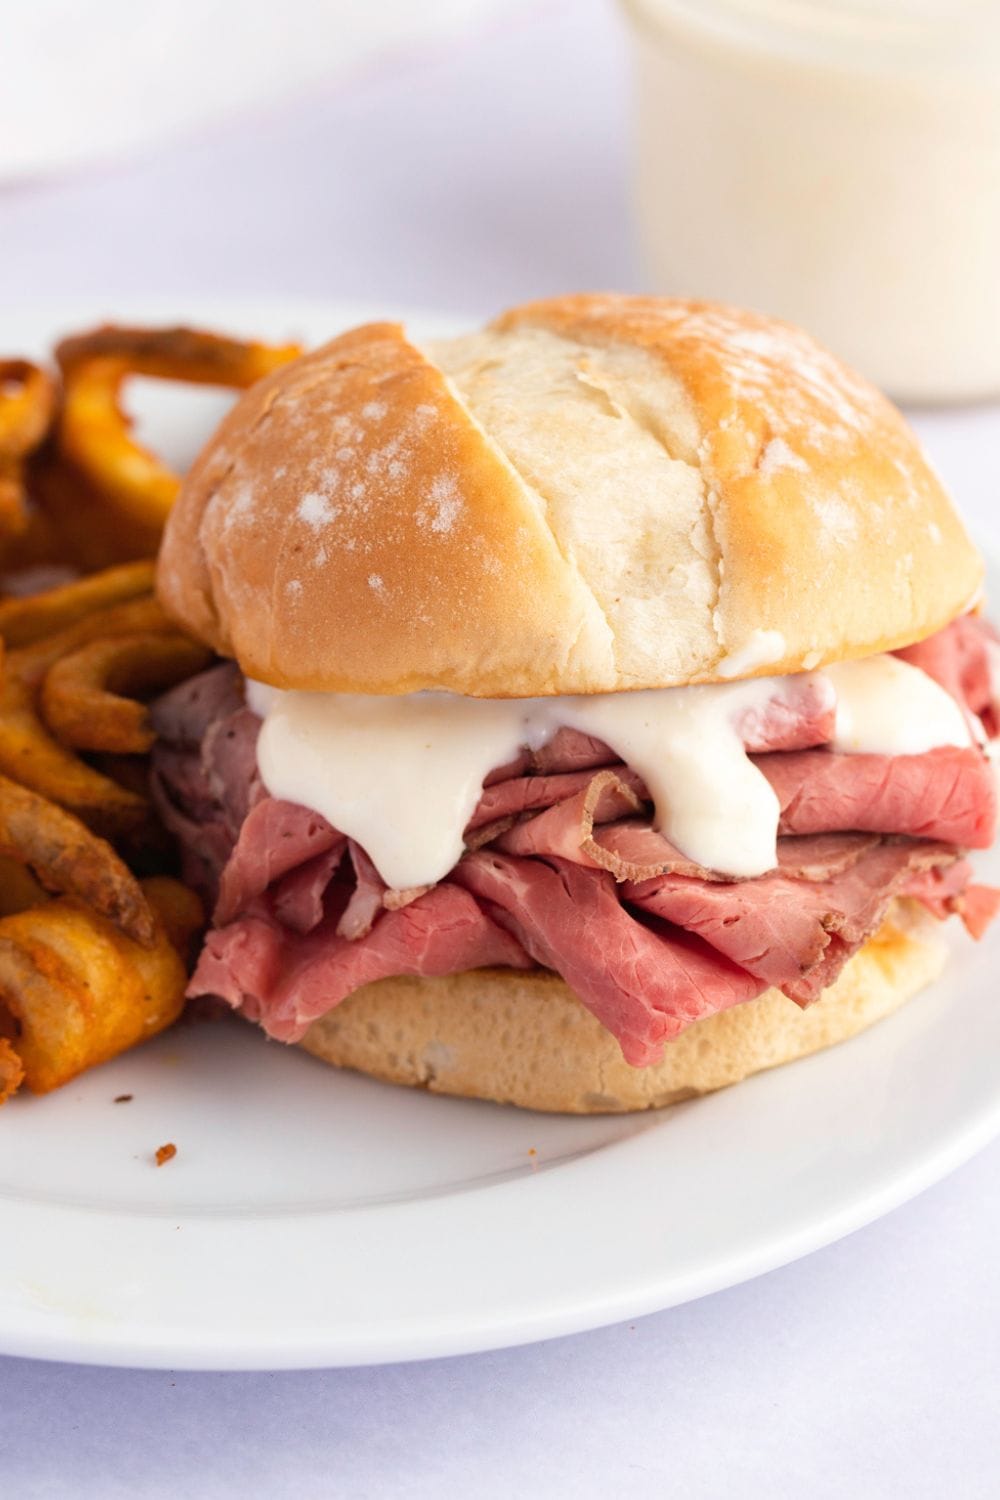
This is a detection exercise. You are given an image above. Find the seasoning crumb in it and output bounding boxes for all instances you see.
[154,1143,177,1167]
[527,1148,537,1157]
[114,1094,133,1104]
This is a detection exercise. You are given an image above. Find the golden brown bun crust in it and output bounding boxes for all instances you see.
[158,296,982,694]
[297,903,945,1113]
[156,323,606,695]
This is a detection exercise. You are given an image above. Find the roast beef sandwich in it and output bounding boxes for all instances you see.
[153,294,1000,1112]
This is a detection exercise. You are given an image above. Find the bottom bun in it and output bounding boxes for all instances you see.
[297,901,946,1113]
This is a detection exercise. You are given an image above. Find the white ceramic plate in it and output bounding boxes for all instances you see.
[2,300,999,1371]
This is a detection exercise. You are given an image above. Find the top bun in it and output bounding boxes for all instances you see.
[157,295,982,695]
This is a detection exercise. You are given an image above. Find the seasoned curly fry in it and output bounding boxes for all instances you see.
[7,593,169,684]
[1,462,29,536]
[56,323,300,386]
[0,590,165,821]
[0,586,178,834]
[0,877,202,1097]
[0,667,149,838]
[0,327,286,1102]
[0,506,75,580]
[0,559,154,647]
[0,359,57,538]
[56,325,300,532]
[140,874,204,963]
[0,328,296,1102]
[0,1037,24,1104]
[40,631,212,754]
[0,361,55,459]
[25,447,163,571]
[0,772,154,944]
[89,751,157,806]
[0,854,46,915]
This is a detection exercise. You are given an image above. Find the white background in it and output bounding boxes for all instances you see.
[2,1,999,1494]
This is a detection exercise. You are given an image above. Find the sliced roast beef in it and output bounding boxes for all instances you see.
[492,770,885,884]
[468,765,639,832]
[734,674,836,752]
[203,707,262,836]
[761,746,996,848]
[190,834,978,1064]
[955,883,1000,940]
[472,746,994,855]
[521,729,620,777]
[336,842,389,941]
[192,883,534,1043]
[271,842,348,935]
[896,615,1000,737]
[771,833,884,881]
[215,799,345,924]
[494,771,647,872]
[893,860,1000,940]
[151,666,260,901]
[485,749,994,877]
[150,760,234,900]
[150,662,245,749]
[626,838,958,999]
[450,852,765,1066]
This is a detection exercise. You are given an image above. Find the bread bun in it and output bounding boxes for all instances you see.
[157,295,981,695]
[297,902,944,1113]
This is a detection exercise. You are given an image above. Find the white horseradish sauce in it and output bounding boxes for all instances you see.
[246,654,971,891]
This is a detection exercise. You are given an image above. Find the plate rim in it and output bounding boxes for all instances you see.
[3,1082,1000,1372]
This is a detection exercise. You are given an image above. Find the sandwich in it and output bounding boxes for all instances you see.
[152,294,1000,1112]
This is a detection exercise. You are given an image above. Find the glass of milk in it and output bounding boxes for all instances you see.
[622,0,1000,401]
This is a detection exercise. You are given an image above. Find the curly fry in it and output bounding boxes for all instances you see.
[0,359,57,538]
[0,589,175,840]
[56,324,300,386]
[0,854,46,916]
[0,503,73,579]
[138,875,203,961]
[1,465,29,536]
[0,360,55,455]
[0,559,154,647]
[25,447,162,570]
[89,752,155,804]
[40,631,212,754]
[8,593,169,683]
[0,671,147,838]
[0,878,202,1097]
[56,325,300,532]
[0,772,154,944]
[0,1037,24,1104]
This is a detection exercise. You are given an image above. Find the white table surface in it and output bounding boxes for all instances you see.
[2,2,999,1495]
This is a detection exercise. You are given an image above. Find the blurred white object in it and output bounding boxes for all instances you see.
[0,0,503,183]
[623,0,1000,402]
